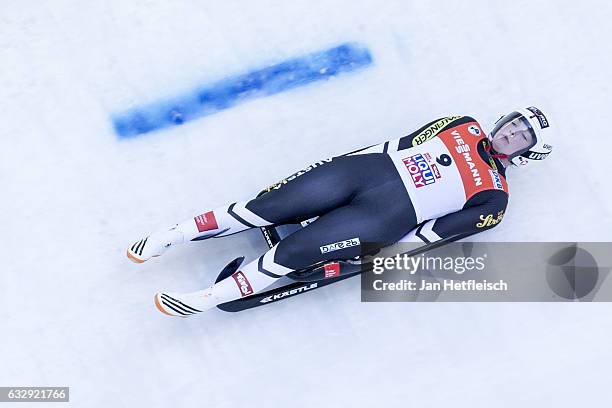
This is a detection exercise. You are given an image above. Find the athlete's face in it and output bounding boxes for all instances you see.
[490,118,534,157]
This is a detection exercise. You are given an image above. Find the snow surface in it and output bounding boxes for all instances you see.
[1,0,612,406]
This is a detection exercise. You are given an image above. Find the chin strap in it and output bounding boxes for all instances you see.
[484,139,508,159]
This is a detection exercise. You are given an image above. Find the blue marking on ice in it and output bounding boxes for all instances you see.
[112,42,373,139]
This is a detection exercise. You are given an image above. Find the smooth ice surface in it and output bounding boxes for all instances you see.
[1,1,612,406]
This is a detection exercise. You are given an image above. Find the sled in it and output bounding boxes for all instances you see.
[215,208,472,312]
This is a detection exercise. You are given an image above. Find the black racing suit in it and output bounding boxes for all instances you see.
[194,116,508,278]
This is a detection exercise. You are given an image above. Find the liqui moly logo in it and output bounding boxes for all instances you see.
[403,153,437,188]
[527,106,549,129]
[231,271,254,297]
[194,211,219,232]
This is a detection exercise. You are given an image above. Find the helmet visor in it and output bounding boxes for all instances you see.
[490,114,536,158]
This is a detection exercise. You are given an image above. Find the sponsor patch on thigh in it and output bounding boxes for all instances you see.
[320,237,360,254]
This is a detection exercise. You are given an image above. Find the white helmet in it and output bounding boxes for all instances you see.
[489,106,552,167]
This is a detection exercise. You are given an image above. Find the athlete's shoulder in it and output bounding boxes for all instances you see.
[448,115,480,125]
[445,115,487,131]
[399,115,480,149]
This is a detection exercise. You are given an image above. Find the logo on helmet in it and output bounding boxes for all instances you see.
[527,106,549,129]
[525,151,550,161]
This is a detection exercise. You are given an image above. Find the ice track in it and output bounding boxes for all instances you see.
[1,1,611,406]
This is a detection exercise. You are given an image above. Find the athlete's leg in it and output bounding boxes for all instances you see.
[128,154,391,263]
[154,177,417,316]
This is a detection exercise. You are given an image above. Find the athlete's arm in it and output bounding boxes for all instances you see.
[399,190,508,244]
